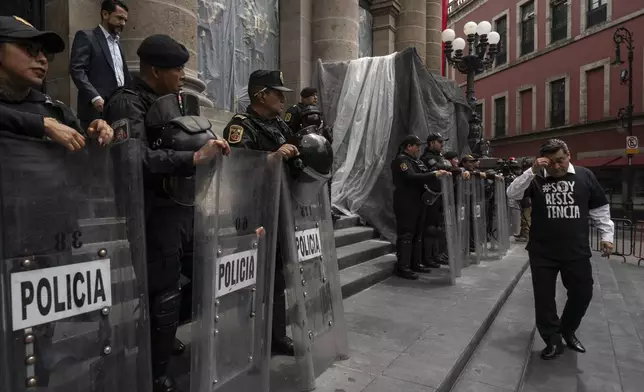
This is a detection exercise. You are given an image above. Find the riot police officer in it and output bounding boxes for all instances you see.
[285,87,332,140]
[420,132,454,267]
[223,69,299,356]
[104,34,230,392]
[392,135,449,279]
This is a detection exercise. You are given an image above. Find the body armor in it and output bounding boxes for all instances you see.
[287,125,333,205]
[145,93,217,206]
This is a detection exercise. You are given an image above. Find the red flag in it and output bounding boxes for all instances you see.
[442,0,449,76]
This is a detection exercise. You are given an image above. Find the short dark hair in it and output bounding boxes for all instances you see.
[539,139,569,157]
[300,87,317,98]
[101,0,128,15]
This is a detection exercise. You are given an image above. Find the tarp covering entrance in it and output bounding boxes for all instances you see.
[316,48,471,242]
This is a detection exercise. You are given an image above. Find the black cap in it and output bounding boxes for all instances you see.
[137,35,189,68]
[460,154,478,163]
[0,16,65,54]
[400,135,426,147]
[427,132,449,143]
[444,151,458,160]
[249,70,292,92]
[300,87,318,98]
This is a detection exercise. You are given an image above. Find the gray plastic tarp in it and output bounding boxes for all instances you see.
[316,48,471,243]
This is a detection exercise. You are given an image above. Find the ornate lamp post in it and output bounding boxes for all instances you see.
[612,27,635,220]
[441,21,500,157]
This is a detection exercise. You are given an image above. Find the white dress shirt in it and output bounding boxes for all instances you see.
[506,164,614,243]
[92,25,125,104]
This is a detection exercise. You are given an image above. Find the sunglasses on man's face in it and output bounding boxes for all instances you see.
[7,40,55,61]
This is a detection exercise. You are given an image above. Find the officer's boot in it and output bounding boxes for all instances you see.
[422,230,441,269]
[395,240,419,280]
[151,289,182,392]
[436,228,449,265]
[411,238,432,273]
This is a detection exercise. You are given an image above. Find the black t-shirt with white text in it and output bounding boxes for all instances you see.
[524,166,608,261]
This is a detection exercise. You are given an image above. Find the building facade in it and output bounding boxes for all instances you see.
[447,0,644,164]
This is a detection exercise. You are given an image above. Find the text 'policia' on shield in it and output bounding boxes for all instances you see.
[10,259,112,331]
[216,249,258,298]
[295,227,323,262]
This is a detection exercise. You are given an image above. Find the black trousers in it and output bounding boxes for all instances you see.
[529,253,594,345]
[273,249,287,340]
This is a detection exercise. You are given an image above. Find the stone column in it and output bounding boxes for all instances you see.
[395,0,426,62]
[312,0,360,62]
[122,0,212,107]
[425,0,442,73]
[279,0,313,104]
[371,0,401,56]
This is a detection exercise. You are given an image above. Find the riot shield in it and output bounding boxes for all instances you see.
[440,175,459,284]
[0,133,151,392]
[455,176,471,269]
[190,150,281,392]
[470,177,487,264]
[494,178,511,255]
[279,174,349,391]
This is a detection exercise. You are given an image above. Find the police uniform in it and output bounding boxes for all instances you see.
[420,133,454,267]
[391,135,441,279]
[222,69,296,356]
[103,34,197,392]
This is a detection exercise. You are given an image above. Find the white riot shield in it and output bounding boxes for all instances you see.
[0,134,152,392]
[455,176,471,269]
[190,151,281,392]
[279,174,349,391]
[495,178,511,255]
[470,177,487,264]
[440,175,459,284]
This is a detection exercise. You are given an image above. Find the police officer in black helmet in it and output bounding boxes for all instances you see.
[223,69,299,356]
[104,34,231,392]
[392,135,450,280]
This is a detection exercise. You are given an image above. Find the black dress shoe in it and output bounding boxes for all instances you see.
[172,338,186,356]
[153,374,180,392]
[563,333,586,353]
[437,253,449,264]
[422,260,442,269]
[271,336,295,356]
[540,340,565,360]
[394,268,419,280]
[411,265,432,274]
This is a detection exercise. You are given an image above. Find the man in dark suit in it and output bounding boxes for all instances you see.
[70,0,131,129]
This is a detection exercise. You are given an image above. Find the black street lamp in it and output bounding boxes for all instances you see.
[442,21,500,157]
[612,27,635,220]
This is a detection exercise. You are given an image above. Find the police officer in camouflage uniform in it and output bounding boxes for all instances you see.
[104,34,230,392]
[392,135,450,279]
[223,69,299,356]
[420,132,454,267]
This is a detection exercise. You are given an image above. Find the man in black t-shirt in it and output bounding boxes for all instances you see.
[507,139,614,361]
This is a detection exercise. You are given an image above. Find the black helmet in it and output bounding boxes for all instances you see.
[287,127,333,205]
[300,105,323,129]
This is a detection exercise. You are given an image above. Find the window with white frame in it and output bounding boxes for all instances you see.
[520,2,535,56]
[587,0,608,29]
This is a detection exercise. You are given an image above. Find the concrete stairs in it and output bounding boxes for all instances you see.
[333,216,396,300]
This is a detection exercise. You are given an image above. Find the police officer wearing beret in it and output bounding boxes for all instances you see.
[223,69,299,356]
[392,135,451,280]
[0,15,113,149]
[104,34,230,392]
[284,87,333,142]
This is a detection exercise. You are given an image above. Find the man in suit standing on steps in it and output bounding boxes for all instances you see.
[70,0,131,130]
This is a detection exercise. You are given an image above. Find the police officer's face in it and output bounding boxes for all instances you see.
[450,158,458,167]
[406,144,420,157]
[464,160,476,171]
[260,88,285,116]
[0,41,49,87]
[430,140,443,152]
[303,94,318,105]
[156,66,185,95]
[102,6,128,35]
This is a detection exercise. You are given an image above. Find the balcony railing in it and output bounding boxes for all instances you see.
[448,0,476,15]
[587,4,607,28]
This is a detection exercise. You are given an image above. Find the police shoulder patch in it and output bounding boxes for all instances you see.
[227,125,244,144]
[400,162,408,171]
[110,119,130,141]
[284,112,292,122]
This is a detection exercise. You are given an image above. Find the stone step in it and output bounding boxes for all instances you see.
[336,239,393,271]
[452,268,536,392]
[340,254,397,299]
[334,226,376,248]
[333,216,362,230]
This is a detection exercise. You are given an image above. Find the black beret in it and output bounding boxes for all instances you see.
[300,87,318,98]
[427,132,449,143]
[444,151,458,160]
[137,34,189,68]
